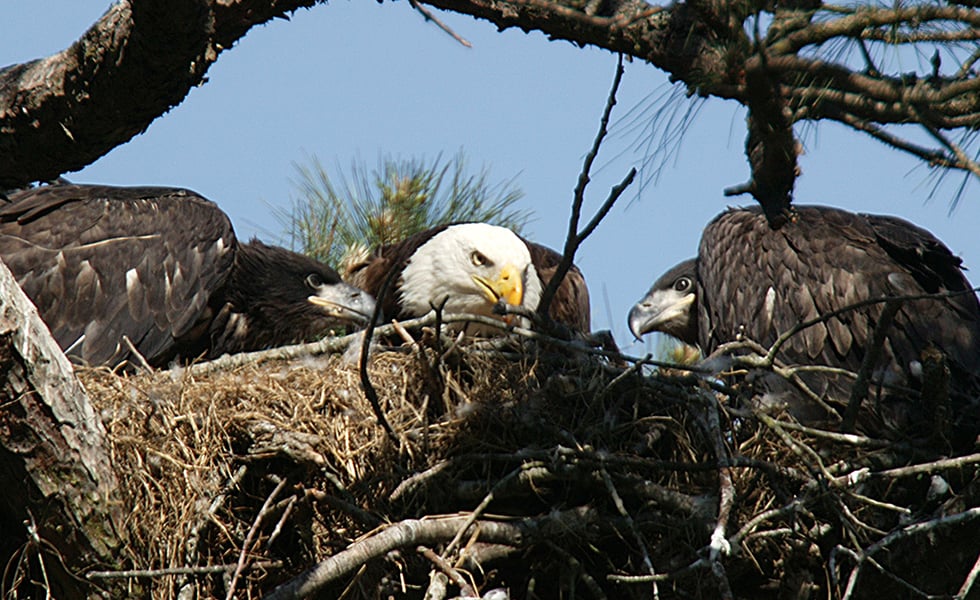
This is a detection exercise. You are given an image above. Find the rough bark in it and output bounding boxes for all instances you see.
[0,0,322,189]
[1,0,977,212]
[0,259,122,598]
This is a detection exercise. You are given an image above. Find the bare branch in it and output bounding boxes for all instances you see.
[842,508,980,597]
[87,561,284,580]
[916,112,980,179]
[769,4,980,55]
[406,0,473,47]
[539,55,636,319]
[600,467,658,595]
[842,299,902,433]
[818,110,962,169]
[957,550,980,600]
[358,268,400,440]
[417,545,477,597]
[225,476,290,600]
[264,508,601,600]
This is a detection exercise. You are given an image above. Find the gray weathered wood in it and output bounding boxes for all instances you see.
[0,258,122,597]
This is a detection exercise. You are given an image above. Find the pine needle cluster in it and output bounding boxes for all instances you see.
[282,151,531,268]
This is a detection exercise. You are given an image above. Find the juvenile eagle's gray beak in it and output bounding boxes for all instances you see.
[308,282,377,327]
[628,289,695,340]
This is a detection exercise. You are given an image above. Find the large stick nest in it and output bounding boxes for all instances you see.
[65,327,980,599]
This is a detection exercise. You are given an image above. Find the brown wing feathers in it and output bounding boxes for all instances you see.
[0,184,237,366]
[698,205,980,388]
[522,238,591,332]
[345,225,450,322]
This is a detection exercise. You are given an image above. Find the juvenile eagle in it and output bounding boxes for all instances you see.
[346,223,591,333]
[0,184,376,368]
[629,205,980,439]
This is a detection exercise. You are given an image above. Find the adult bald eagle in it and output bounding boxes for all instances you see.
[0,184,376,368]
[346,223,591,333]
[629,205,980,439]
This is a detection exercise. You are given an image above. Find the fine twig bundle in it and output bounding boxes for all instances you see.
[58,320,980,600]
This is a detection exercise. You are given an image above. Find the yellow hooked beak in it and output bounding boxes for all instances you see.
[472,263,524,308]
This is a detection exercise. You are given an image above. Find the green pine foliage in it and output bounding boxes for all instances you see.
[282,151,531,268]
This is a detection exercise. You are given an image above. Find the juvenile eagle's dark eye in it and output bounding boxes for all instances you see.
[305,273,324,288]
[470,251,491,267]
[674,277,692,292]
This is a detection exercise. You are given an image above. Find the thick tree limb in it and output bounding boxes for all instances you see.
[0,0,213,187]
[0,0,325,189]
[1,0,977,209]
[0,260,122,598]
[264,507,601,599]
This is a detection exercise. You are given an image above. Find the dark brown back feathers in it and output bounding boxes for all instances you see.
[698,205,980,438]
[0,184,362,368]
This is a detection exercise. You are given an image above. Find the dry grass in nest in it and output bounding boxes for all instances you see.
[73,333,980,600]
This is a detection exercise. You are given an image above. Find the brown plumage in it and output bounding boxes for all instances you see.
[346,223,591,332]
[630,205,980,442]
[0,184,376,368]
[522,239,591,332]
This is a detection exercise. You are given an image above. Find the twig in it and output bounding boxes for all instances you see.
[264,508,600,600]
[307,488,383,530]
[538,54,636,320]
[424,570,449,600]
[844,491,910,517]
[729,499,804,549]
[392,446,739,505]
[915,108,980,179]
[544,542,609,600]
[391,320,417,346]
[608,556,710,584]
[597,353,651,403]
[599,468,659,598]
[956,46,980,80]
[956,549,980,600]
[699,390,734,600]
[176,464,247,598]
[225,476,290,600]
[725,407,892,448]
[868,452,980,480]
[845,553,939,599]
[841,507,980,598]
[442,466,525,559]
[11,511,54,600]
[748,287,980,370]
[87,561,284,580]
[358,267,400,439]
[842,299,902,432]
[122,335,154,372]
[417,545,476,597]
[406,0,472,47]
[756,412,836,483]
[184,309,704,381]
[267,495,298,548]
[825,109,958,168]
[390,460,453,502]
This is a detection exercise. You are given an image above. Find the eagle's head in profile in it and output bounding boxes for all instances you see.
[224,240,377,348]
[628,258,697,345]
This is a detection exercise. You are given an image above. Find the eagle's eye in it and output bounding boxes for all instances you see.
[470,251,492,267]
[305,273,324,289]
[674,277,692,292]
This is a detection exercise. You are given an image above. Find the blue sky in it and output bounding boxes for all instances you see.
[4,1,978,353]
